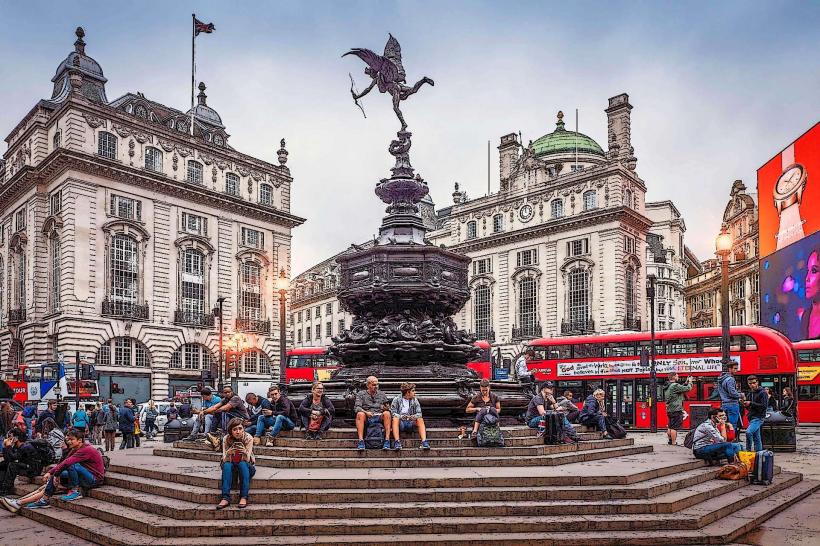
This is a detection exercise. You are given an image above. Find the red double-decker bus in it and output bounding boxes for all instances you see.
[526,325,796,429]
[795,340,820,424]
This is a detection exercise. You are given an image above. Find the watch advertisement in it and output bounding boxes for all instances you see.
[757,122,819,258]
[760,229,820,341]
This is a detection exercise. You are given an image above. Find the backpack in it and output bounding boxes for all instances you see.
[103,408,118,432]
[605,416,627,439]
[97,447,111,471]
[542,412,565,445]
[28,438,56,466]
[476,422,505,447]
[364,419,385,449]
[46,428,65,461]
[683,429,696,449]
[96,409,107,426]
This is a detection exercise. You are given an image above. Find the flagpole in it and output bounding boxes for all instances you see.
[191,13,196,136]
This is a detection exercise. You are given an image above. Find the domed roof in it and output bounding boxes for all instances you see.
[186,82,224,128]
[51,28,106,83]
[531,111,605,158]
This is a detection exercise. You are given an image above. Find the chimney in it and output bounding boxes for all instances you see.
[605,93,637,170]
[498,133,519,191]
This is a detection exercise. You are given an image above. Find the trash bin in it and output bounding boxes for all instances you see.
[163,418,194,443]
[761,411,796,452]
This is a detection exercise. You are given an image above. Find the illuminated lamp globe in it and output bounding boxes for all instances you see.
[275,268,290,292]
[715,228,733,256]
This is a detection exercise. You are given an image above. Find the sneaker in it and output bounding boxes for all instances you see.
[382,439,391,450]
[206,433,221,450]
[0,497,21,513]
[420,440,431,450]
[393,440,402,451]
[264,436,275,447]
[25,499,50,509]
[357,440,366,451]
[253,437,262,446]
[59,490,83,502]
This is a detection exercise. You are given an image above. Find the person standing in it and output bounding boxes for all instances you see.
[71,405,90,437]
[102,401,118,452]
[780,387,796,419]
[744,376,768,452]
[515,349,535,384]
[118,400,136,449]
[716,362,742,432]
[144,401,159,440]
[664,373,693,446]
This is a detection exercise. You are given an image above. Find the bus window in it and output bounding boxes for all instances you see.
[742,336,758,351]
[701,337,722,353]
[22,367,40,383]
[573,344,602,359]
[799,385,820,401]
[666,339,698,354]
[546,346,571,360]
[314,357,327,368]
[797,350,814,362]
[603,342,636,358]
[556,381,584,403]
[702,379,718,401]
[729,336,743,352]
[287,355,313,368]
[326,357,341,368]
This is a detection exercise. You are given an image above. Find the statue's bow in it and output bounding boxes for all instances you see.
[349,72,367,119]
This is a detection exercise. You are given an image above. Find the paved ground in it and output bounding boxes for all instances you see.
[1,429,817,545]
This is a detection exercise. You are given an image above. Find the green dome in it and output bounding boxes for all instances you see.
[531,112,605,158]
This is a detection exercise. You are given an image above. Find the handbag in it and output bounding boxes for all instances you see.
[308,414,324,432]
[716,461,749,480]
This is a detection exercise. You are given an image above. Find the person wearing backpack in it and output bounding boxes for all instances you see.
[664,373,693,446]
[465,379,501,438]
[71,405,90,437]
[102,402,118,452]
[354,376,392,451]
[118,400,136,450]
[716,362,742,432]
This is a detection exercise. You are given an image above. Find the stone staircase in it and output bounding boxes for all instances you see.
[14,426,819,545]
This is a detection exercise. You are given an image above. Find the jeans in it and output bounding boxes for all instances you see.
[722,403,741,431]
[581,414,607,432]
[45,463,97,496]
[473,407,499,424]
[255,415,295,438]
[694,442,742,462]
[746,417,764,452]
[527,416,543,429]
[144,419,156,436]
[220,461,255,500]
[528,414,577,438]
[119,432,134,449]
[189,413,213,435]
[301,414,332,433]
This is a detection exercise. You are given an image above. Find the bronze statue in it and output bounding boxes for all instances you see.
[344,34,434,131]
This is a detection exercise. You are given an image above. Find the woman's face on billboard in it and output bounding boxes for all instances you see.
[806,251,819,300]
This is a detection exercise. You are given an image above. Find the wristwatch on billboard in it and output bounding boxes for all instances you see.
[773,163,807,250]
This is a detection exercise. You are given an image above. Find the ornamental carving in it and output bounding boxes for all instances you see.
[250,170,265,182]
[113,124,131,138]
[82,113,105,129]
[158,139,175,152]
[199,153,215,166]
[270,176,283,189]
[176,147,193,158]
[237,166,251,177]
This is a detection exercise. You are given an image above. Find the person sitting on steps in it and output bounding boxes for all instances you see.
[186,387,222,440]
[524,382,581,443]
[578,389,613,439]
[390,383,430,451]
[217,418,255,510]
[465,379,501,439]
[355,376,392,451]
[243,393,272,437]
[692,407,743,465]
[253,386,297,446]
[298,382,335,440]
[555,390,580,423]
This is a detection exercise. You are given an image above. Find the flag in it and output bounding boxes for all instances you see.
[194,18,215,36]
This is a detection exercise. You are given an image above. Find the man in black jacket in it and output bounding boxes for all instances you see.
[743,375,768,452]
[252,387,297,445]
[0,429,39,494]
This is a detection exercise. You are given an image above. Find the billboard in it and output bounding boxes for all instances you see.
[757,122,820,258]
[760,229,820,341]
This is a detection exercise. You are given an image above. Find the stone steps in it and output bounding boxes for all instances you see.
[267,431,603,448]
[273,425,542,439]
[18,473,810,538]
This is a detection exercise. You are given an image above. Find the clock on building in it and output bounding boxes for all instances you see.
[519,204,534,222]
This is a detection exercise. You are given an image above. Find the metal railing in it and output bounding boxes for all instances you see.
[101,299,149,320]
[174,309,216,327]
[623,317,642,331]
[8,308,26,325]
[512,324,542,340]
[236,317,271,334]
[561,319,595,335]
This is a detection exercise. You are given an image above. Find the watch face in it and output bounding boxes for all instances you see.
[775,165,804,196]
[519,204,534,221]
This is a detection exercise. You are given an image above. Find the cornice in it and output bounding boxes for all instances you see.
[292,288,339,308]
[0,149,305,229]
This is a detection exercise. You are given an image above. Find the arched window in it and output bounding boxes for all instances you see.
[473,285,492,340]
[170,343,214,370]
[466,221,477,239]
[96,337,150,368]
[49,233,61,312]
[98,131,117,160]
[225,173,240,196]
[179,249,205,323]
[625,265,637,327]
[624,189,633,209]
[583,190,597,211]
[567,268,590,329]
[145,147,163,172]
[187,161,203,184]
[550,199,564,219]
[239,261,262,320]
[110,234,138,306]
[259,183,273,206]
[517,276,538,337]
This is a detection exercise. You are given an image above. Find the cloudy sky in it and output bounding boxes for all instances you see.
[1,1,818,274]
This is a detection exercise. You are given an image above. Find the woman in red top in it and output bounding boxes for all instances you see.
[217,418,255,509]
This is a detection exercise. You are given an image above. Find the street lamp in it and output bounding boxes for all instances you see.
[274,268,290,385]
[646,273,658,433]
[715,225,733,372]
[229,333,247,391]
[215,297,226,390]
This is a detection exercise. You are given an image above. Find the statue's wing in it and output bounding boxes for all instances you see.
[383,34,406,82]
[342,48,385,72]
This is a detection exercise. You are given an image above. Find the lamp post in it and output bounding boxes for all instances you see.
[216,297,226,390]
[229,334,247,392]
[715,226,733,372]
[274,268,290,385]
[646,273,658,433]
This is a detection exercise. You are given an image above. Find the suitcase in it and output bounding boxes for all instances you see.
[542,412,565,445]
[749,450,774,485]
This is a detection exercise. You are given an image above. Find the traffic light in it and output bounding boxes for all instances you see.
[225,350,239,374]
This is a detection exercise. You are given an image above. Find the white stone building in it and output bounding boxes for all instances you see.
[0,28,304,401]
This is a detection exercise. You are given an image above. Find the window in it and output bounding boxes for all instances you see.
[49,233,61,312]
[550,199,564,219]
[665,339,698,355]
[243,351,259,374]
[14,209,26,232]
[109,194,141,221]
[15,253,26,310]
[182,212,207,236]
[517,277,538,335]
[297,311,302,323]
[305,326,311,340]
[516,249,538,267]
[326,302,333,314]
[97,337,149,368]
[567,268,590,326]
[50,191,62,216]
[180,249,205,319]
[474,284,492,340]
[145,147,163,172]
[187,161,203,184]
[583,190,597,211]
[732,279,746,300]
[0,258,3,326]
[656,284,666,298]
[53,131,61,149]
[658,302,665,316]
[312,306,319,319]
[625,266,636,323]
[624,189,633,209]
[326,321,332,338]
[567,238,589,257]
[226,173,240,196]
[624,235,637,255]
[466,221,477,239]
[603,342,636,357]
[493,214,504,233]
[111,234,138,304]
[338,319,345,334]
[241,227,264,249]
[239,261,262,320]
[98,131,117,160]
[752,273,760,295]
[732,308,746,325]
[259,184,273,206]
[316,323,322,340]
[8,339,24,371]
[473,258,492,275]
[297,329,303,343]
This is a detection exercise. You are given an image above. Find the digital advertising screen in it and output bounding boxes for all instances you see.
[757,122,820,258]
[760,229,820,341]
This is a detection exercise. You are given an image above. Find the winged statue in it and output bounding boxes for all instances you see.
[344,34,434,131]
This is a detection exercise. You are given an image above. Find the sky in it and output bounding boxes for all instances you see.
[1,1,818,275]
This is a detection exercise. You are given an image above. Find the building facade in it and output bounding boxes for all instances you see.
[0,28,304,401]
[685,180,760,328]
